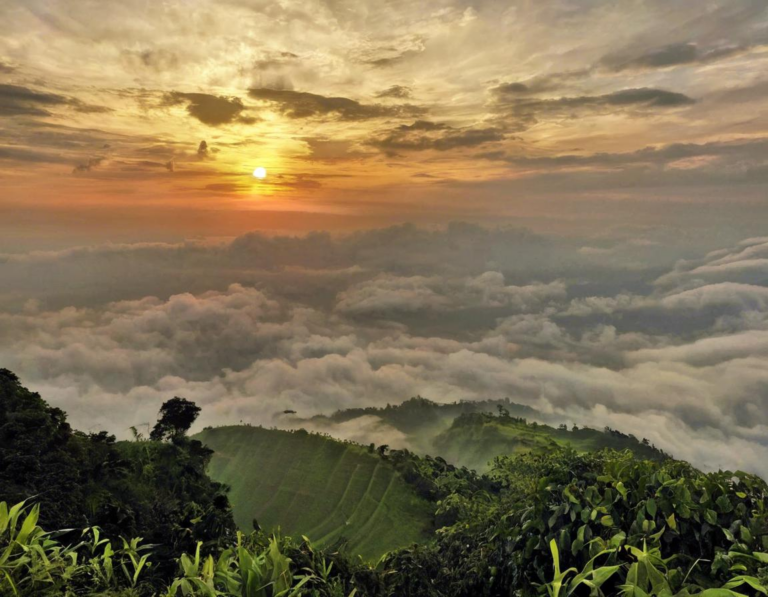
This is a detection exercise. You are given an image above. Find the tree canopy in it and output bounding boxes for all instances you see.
[150,396,201,441]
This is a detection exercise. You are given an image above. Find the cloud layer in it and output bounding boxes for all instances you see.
[3,225,768,478]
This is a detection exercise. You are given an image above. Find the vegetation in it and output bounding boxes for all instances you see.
[194,426,434,560]
[150,398,202,442]
[432,409,667,472]
[0,368,235,585]
[4,370,768,596]
[382,448,768,596]
[0,499,377,596]
[311,396,542,453]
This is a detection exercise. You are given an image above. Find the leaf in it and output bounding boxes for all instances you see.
[666,513,677,531]
[601,515,615,527]
[698,589,748,597]
[646,498,657,517]
[717,495,734,514]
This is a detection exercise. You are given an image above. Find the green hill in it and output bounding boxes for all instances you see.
[194,425,434,560]
[433,412,667,472]
[310,396,551,453]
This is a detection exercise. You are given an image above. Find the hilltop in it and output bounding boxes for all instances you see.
[433,410,667,472]
[194,425,435,560]
[306,396,665,471]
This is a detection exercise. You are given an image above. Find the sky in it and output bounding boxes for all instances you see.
[2,0,768,247]
[3,0,768,477]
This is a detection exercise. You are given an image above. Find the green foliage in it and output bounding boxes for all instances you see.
[0,499,369,597]
[0,500,152,596]
[195,426,434,560]
[433,411,667,472]
[151,398,202,442]
[381,448,768,596]
[0,369,236,586]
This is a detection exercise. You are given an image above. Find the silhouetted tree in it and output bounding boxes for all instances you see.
[150,397,201,441]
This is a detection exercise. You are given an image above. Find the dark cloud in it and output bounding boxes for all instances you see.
[0,145,68,164]
[375,85,412,99]
[357,36,426,68]
[248,88,425,120]
[370,120,504,155]
[0,84,110,117]
[603,42,752,72]
[0,62,15,74]
[492,70,592,97]
[122,48,180,72]
[0,84,68,117]
[197,140,209,158]
[164,92,247,126]
[492,87,695,129]
[72,156,106,174]
[252,51,300,70]
[479,137,768,170]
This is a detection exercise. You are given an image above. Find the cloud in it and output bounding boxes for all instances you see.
[0,61,15,74]
[491,70,592,97]
[603,42,752,72]
[0,145,70,164]
[479,137,768,170]
[375,85,413,99]
[6,226,768,477]
[121,48,180,72]
[336,273,565,316]
[248,88,425,121]
[164,92,247,126]
[370,120,505,155]
[498,87,695,112]
[0,84,72,117]
[490,86,696,131]
[72,156,107,174]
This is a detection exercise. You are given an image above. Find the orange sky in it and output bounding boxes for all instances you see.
[2,0,768,248]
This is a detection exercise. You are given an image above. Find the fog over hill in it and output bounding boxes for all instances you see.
[2,224,768,476]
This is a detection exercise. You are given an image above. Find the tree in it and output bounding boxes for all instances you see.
[150,397,201,441]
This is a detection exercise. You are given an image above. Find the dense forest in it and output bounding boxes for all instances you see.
[3,368,768,596]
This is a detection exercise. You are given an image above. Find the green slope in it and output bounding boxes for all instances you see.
[194,426,434,560]
[310,396,546,453]
[433,413,667,472]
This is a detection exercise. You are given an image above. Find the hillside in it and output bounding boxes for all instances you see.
[433,411,667,472]
[194,425,434,560]
[309,396,555,453]
[309,396,666,472]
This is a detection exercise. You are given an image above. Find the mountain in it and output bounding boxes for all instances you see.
[307,396,554,454]
[432,411,667,472]
[307,396,665,471]
[194,425,434,560]
[195,398,667,560]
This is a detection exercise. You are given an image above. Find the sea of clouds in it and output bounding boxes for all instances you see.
[2,223,768,476]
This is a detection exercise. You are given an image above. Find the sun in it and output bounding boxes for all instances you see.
[253,166,267,179]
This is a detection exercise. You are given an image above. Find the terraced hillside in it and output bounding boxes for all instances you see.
[433,412,667,472]
[194,426,434,560]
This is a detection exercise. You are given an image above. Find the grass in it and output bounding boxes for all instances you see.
[433,415,666,472]
[194,426,434,561]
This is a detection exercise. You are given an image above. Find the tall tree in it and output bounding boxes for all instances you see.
[150,397,201,441]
